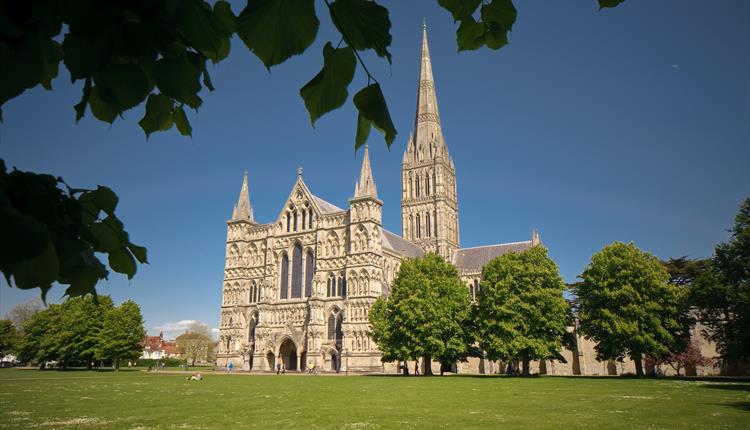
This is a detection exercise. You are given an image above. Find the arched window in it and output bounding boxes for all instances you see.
[301,211,306,230]
[280,253,289,299]
[308,209,313,229]
[426,175,431,195]
[304,250,314,297]
[286,212,291,232]
[409,175,413,198]
[339,273,347,297]
[293,209,298,231]
[409,215,414,238]
[416,214,421,239]
[415,175,421,197]
[291,243,303,298]
[327,273,336,297]
[328,310,343,343]
[426,212,431,237]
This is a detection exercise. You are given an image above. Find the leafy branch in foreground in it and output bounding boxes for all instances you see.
[0,159,147,300]
[0,0,625,148]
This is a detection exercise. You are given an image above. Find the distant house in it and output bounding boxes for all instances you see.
[140,332,180,360]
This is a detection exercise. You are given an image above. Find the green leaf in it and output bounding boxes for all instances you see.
[65,265,104,298]
[128,243,148,264]
[300,42,356,126]
[153,55,201,105]
[94,62,151,111]
[328,0,392,62]
[599,0,625,9]
[40,40,63,90]
[88,85,118,123]
[355,112,371,148]
[138,94,174,138]
[437,0,481,20]
[90,222,121,252]
[11,242,59,291]
[481,0,516,49]
[237,0,319,69]
[74,77,92,122]
[176,0,225,61]
[352,83,396,148]
[109,248,137,279]
[173,106,193,137]
[456,17,486,51]
[214,0,237,35]
[88,186,119,216]
[62,33,107,81]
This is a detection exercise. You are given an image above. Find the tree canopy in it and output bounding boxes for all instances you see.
[475,245,569,375]
[17,295,146,368]
[369,253,472,375]
[175,322,215,366]
[690,197,750,363]
[574,241,684,376]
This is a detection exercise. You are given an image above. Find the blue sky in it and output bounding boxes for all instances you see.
[1,1,748,338]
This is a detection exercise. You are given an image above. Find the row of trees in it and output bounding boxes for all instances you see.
[1,295,145,369]
[370,197,749,376]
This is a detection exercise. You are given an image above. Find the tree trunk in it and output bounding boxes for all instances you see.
[634,354,644,376]
[522,355,530,376]
[423,356,433,376]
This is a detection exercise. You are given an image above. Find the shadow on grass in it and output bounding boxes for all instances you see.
[702,384,750,392]
[711,401,750,412]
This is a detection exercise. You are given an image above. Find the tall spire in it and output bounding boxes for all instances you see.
[412,21,444,155]
[354,145,378,198]
[231,171,254,222]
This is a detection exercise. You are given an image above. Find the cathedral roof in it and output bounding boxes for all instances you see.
[311,195,345,215]
[452,241,534,270]
[381,229,424,258]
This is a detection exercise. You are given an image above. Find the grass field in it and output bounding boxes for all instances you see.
[0,369,748,429]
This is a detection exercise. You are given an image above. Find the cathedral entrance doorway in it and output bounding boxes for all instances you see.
[266,352,275,370]
[279,339,298,371]
[326,350,340,372]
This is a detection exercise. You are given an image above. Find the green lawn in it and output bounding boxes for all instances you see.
[0,369,748,429]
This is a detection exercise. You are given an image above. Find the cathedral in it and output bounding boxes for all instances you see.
[216,25,541,374]
[216,26,720,376]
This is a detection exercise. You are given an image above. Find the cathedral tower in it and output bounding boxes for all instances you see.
[401,23,459,260]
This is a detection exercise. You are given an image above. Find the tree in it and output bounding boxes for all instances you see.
[175,322,215,366]
[0,319,19,357]
[55,295,114,367]
[574,241,684,376]
[659,341,712,376]
[369,253,472,376]
[475,245,569,376]
[4,299,45,334]
[0,0,624,299]
[96,300,146,369]
[690,197,750,363]
[663,257,710,287]
[17,303,61,365]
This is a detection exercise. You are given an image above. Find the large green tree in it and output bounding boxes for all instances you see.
[0,0,624,299]
[691,197,750,363]
[96,300,146,369]
[369,253,472,375]
[475,245,569,376]
[0,319,19,357]
[574,241,684,376]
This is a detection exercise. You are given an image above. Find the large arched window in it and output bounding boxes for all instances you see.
[416,214,421,239]
[415,175,421,197]
[308,208,313,229]
[280,253,289,299]
[293,209,298,231]
[301,211,306,230]
[426,212,431,237]
[291,243,303,298]
[286,212,291,232]
[304,250,314,297]
[426,174,431,195]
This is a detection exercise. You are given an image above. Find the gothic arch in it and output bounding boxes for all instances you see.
[291,242,303,298]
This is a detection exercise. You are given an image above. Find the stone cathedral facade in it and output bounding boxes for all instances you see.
[216,27,721,376]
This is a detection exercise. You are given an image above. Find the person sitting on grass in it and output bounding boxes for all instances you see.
[186,373,203,381]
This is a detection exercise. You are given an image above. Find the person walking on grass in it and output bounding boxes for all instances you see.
[276,361,281,375]
[227,361,233,373]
